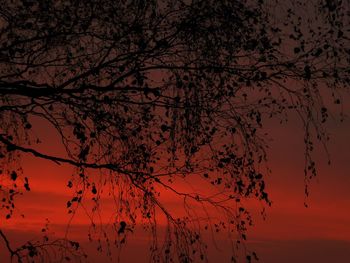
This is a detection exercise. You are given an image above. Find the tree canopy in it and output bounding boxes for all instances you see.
[0,0,349,262]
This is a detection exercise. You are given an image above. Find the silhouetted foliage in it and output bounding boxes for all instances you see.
[0,0,349,262]
[0,221,86,263]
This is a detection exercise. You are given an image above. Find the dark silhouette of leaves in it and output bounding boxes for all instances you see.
[118,221,127,235]
[0,0,348,262]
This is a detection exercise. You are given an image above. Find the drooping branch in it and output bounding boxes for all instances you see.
[0,229,22,262]
[0,134,148,178]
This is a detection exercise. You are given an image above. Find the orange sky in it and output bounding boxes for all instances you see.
[1,107,350,263]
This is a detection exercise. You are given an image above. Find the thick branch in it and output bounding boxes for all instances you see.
[0,134,143,177]
[0,229,22,263]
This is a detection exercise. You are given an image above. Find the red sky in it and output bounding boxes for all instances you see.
[1,106,350,262]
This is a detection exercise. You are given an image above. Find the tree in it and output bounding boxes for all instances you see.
[0,0,349,262]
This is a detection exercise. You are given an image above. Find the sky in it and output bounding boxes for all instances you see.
[250,113,350,262]
[0,104,349,263]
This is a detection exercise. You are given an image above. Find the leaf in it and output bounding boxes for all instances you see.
[24,183,30,191]
[304,65,311,80]
[118,221,127,234]
[67,181,73,188]
[161,124,168,132]
[294,47,300,53]
[10,171,17,181]
[91,185,97,195]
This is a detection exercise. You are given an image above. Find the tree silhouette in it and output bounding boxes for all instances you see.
[0,0,349,262]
